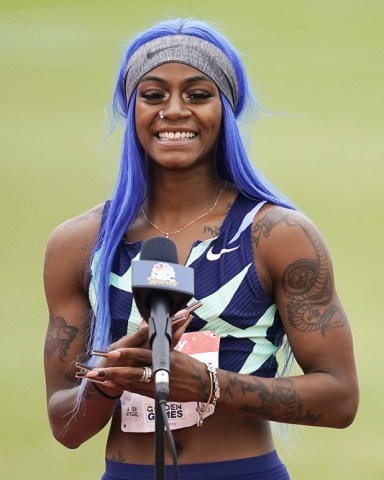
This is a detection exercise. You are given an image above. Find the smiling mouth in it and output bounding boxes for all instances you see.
[156,131,197,141]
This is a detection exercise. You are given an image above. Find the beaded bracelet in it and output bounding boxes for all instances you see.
[90,381,122,400]
[196,362,220,427]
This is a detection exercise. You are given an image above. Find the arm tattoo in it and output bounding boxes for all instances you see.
[253,209,346,336]
[45,316,79,362]
[252,209,283,248]
[224,372,321,424]
[191,360,210,401]
[284,257,345,336]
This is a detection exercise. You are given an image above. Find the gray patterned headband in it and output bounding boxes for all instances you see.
[124,35,239,111]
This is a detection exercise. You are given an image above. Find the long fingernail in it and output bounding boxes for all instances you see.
[75,362,93,371]
[91,350,109,357]
[181,316,193,329]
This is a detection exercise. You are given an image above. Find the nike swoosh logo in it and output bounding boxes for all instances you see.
[206,246,240,261]
[146,45,179,60]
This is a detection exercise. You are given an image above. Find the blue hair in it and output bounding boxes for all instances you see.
[78,19,295,403]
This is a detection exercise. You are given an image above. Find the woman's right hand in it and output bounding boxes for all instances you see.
[78,307,194,393]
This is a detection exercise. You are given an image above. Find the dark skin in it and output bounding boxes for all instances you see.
[44,63,359,464]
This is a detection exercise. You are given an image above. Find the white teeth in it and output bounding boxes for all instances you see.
[158,131,196,141]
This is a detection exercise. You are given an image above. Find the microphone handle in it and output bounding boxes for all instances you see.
[148,293,172,401]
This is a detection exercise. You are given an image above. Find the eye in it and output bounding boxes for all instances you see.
[186,90,213,102]
[139,90,165,102]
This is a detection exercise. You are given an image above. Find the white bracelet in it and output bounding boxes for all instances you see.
[197,362,220,427]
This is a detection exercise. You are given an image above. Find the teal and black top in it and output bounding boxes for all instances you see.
[89,194,286,378]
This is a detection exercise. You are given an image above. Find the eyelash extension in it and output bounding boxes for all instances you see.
[139,91,164,100]
[187,91,212,100]
[139,90,212,102]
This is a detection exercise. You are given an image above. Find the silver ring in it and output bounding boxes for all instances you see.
[139,366,152,383]
[159,110,164,119]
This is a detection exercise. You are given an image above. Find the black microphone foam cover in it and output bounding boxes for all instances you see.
[132,236,194,319]
[140,236,178,263]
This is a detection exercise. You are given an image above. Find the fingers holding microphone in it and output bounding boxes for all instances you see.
[76,347,155,395]
[75,300,202,396]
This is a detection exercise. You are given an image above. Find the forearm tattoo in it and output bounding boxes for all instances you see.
[191,360,211,401]
[253,209,346,336]
[45,316,79,362]
[223,372,321,424]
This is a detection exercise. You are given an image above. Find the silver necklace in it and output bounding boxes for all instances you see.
[142,182,227,238]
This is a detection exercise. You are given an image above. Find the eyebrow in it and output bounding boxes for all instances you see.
[138,74,214,85]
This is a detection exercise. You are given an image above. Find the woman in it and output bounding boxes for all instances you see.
[43,18,359,480]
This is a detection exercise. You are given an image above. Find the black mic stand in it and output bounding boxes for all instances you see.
[148,293,172,480]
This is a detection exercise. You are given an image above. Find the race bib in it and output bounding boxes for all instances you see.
[120,330,220,433]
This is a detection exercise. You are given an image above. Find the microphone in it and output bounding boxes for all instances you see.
[131,237,194,400]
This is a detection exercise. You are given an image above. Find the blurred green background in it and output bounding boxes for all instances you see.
[1,0,383,478]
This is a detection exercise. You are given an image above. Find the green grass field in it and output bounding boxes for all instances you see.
[1,1,383,478]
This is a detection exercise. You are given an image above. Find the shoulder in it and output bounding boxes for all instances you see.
[47,203,105,250]
[251,204,331,294]
[44,203,106,289]
[252,203,324,249]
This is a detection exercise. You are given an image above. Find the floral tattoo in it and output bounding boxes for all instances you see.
[45,316,79,362]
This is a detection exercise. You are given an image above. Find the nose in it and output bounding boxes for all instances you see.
[161,95,191,120]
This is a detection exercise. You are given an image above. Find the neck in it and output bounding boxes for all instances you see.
[142,176,228,238]
[146,169,223,215]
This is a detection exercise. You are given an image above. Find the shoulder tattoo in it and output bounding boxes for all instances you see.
[253,209,346,336]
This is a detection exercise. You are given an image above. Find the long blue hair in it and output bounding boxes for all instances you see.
[85,18,295,377]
